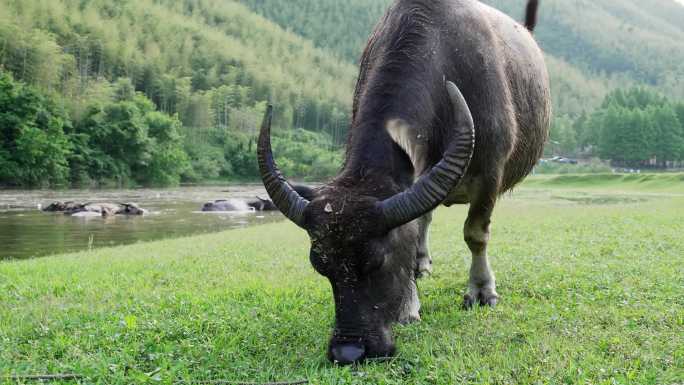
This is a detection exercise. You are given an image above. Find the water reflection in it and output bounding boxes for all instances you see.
[0,185,284,260]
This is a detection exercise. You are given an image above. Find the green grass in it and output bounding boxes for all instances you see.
[523,173,684,193]
[1,177,684,384]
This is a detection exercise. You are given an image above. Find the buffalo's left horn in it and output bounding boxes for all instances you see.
[379,81,475,230]
[257,105,310,228]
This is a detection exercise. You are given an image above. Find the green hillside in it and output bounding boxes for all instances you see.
[1,0,683,186]
[489,0,684,100]
[241,0,684,117]
[240,0,391,64]
[0,0,356,129]
[0,0,353,186]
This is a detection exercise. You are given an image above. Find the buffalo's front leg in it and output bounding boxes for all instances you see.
[398,276,421,324]
[415,212,433,278]
[463,179,499,308]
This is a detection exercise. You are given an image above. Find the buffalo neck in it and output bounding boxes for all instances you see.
[339,3,451,197]
[338,118,417,198]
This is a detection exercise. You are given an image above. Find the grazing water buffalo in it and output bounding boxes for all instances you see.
[44,202,147,216]
[258,0,550,364]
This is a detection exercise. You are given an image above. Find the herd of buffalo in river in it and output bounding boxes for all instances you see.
[41,196,282,217]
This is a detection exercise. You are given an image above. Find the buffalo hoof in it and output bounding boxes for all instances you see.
[398,313,421,325]
[462,290,499,309]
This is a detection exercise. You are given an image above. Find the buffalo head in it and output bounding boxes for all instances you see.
[257,82,474,364]
[119,203,147,215]
[247,197,275,211]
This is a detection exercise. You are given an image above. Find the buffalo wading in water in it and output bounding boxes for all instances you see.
[202,199,253,212]
[43,202,147,216]
[201,187,313,212]
[43,201,82,212]
[258,0,550,364]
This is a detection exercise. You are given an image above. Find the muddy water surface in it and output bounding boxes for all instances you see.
[0,185,284,260]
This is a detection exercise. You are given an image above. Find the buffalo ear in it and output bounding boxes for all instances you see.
[293,185,317,201]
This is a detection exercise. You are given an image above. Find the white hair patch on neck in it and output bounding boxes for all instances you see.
[386,118,429,178]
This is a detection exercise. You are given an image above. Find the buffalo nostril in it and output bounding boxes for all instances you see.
[330,343,366,365]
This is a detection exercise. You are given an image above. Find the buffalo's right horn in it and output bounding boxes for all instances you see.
[257,105,310,228]
[379,81,475,230]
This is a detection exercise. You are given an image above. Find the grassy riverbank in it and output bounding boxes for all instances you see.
[1,178,683,384]
[524,173,684,193]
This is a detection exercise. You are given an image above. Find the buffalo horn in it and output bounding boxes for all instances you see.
[257,105,310,228]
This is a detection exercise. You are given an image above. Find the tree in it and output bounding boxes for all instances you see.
[143,111,190,185]
[549,115,578,156]
[76,85,191,186]
[676,103,684,160]
[0,72,72,187]
[588,87,684,167]
[649,105,683,165]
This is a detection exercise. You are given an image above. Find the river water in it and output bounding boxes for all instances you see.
[0,185,285,260]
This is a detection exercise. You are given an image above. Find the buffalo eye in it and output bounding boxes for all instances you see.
[359,240,390,274]
[362,253,387,274]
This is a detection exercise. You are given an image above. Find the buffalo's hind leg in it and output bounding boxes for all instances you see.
[463,178,499,308]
